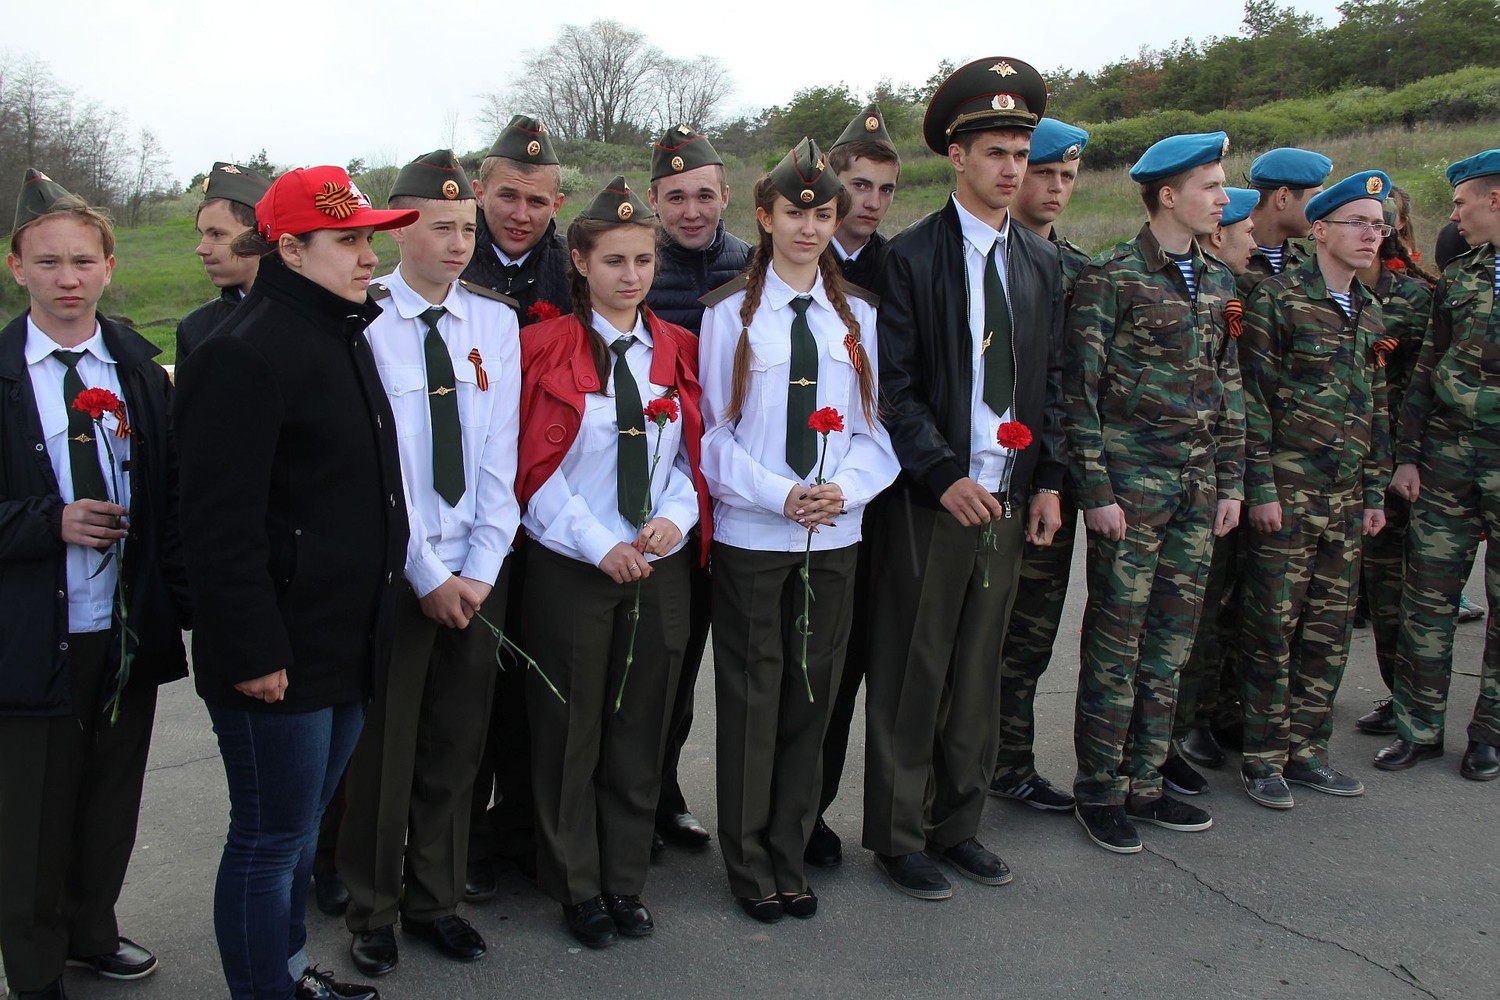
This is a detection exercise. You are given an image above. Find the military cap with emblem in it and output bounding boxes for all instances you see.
[200,161,272,209]
[1129,131,1231,184]
[1446,148,1500,187]
[1220,187,1259,227]
[391,148,474,202]
[768,137,844,208]
[1248,148,1333,189]
[1304,170,1390,223]
[579,175,654,223]
[650,124,724,181]
[831,103,894,151]
[486,114,559,166]
[12,167,88,236]
[1028,118,1089,166]
[922,56,1047,155]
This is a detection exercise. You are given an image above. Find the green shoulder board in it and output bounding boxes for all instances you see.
[369,283,392,301]
[842,281,880,308]
[459,279,520,308]
[699,274,749,308]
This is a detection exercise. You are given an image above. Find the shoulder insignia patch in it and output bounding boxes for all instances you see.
[842,281,881,308]
[698,273,750,308]
[459,280,520,308]
[369,283,391,301]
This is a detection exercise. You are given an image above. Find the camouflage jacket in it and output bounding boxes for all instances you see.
[1370,264,1433,422]
[1054,231,1091,298]
[1237,238,1311,299]
[1063,223,1245,508]
[1398,242,1500,462]
[1240,254,1390,510]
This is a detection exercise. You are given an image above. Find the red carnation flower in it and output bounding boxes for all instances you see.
[1384,258,1406,272]
[997,420,1033,450]
[72,388,123,420]
[808,407,844,434]
[644,397,680,426]
[1409,251,1423,263]
[527,300,561,323]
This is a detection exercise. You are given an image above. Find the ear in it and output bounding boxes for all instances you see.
[552,192,566,215]
[570,246,588,277]
[647,186,659,210]
[947,143,964,171]
[389,226,407,246]
[755,205,773,236]
[101,254,115,287]
[279,234,305,269]
[1159,184,1177,210]
[7,252,26,287]
[470,178,484,200]
[719,184,731,208]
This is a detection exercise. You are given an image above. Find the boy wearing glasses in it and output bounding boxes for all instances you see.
[1237,171,1392,809]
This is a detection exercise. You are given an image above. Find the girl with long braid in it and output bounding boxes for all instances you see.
[698,138,898,923]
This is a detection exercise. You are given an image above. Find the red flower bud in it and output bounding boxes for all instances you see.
[997,420,1033,450]
[644,397,680,425]
[526,300,561,323]
[72,388,123,420]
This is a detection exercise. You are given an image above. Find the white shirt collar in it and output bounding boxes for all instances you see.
[494,244,530,268]
[832,237,865,263]
[763,260,833,315]
[24,317,109,367]
[593,309,652,350]
[951,193,1011,256]
[382,264,469,323]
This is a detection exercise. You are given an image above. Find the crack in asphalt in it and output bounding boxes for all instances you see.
[1142,845,1442,1000]
[146,752,219,773]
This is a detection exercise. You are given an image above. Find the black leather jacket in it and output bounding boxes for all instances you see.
[877,198,1066,510]
[647,222,752,334]
[461,213,571,327]
[839,230,888,298]
[175,286,242,363]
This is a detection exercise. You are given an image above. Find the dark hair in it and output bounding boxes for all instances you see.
[1380,184,1438,283]
[11,199,115,257]
[1139,166,1203,214]
[1253,185,1312,210]
[953,126,1032,155]
[565,214,659,395]
[228,228,308,260]
[828,141,901,177]
[722,176,876,426]
[196,197,257,230]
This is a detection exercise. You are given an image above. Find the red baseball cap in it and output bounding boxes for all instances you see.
[255,165,418,241]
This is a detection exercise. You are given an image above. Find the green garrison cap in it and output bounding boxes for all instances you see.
[13,168,86,235]
[578,175,654,223]
[831,103,894,151]
[651,124,723,181]
[390,149,474,202]
[768,137,844,208]
[200,161,272,209]
[487,115,559,166]
[923,57,1047,155]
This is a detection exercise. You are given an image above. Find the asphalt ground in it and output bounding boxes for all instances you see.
[7,528,1496,1000]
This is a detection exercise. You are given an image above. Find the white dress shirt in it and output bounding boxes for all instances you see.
[368,265,522,598]
[699,262,899,553]
[523,311,698,568]
[953,194,1020,492]
[832,237,867,263]
[25,318,131,633]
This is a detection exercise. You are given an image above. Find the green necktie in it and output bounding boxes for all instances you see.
[786,295,818,479]
[421,306,465,508]
[982,238,1015,417]
[52,350,110,502]
[611,336,649,526]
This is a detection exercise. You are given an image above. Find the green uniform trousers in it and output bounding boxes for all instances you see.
[1074,478,1214,806]
[1175,526,1243,738]
[712,542,858,899]
[1395,436,1500,746]
[525,544,689,905]
[0,631,158,992]
[340,569,509,930]
[1361,494,1409,691]
[863,495,1025,856]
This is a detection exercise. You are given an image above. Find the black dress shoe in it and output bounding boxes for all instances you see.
[402,914,486,961]
[9,977,66,999]
[1373,738,1444,771]
[874,852,952,900]
[349,925,399,977]
[603,893,654,936]
[656,810,711,848]
[563,896,619,949]
[295,965,378,1000]
[804,815,842,868]
[66,936,158,980]
[314,868,351,916]
[1179,726,1226,768]
[736,894,784,923]
[463,860,497,903]
[929,838,1013,886]
[1461,740,1500,781]
[777,888,818,918]
[1210,722,1243,752]
[1355,699,1398,735]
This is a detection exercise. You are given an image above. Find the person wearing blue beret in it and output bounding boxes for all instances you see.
[1202,187,1260,275]
[1377,148,1500,782]
[1242,147,1333,296]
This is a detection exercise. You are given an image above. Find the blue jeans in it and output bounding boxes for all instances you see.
[207,702,364,1000]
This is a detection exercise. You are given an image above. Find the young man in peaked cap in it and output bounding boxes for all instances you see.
[176,161,272,363]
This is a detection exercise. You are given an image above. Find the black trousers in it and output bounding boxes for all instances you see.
[657,535,712,821]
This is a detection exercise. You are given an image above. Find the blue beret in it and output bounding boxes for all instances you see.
[1446,149,1500,187]
[1028,118,1088,165]
[1220,187,1259,227]
[1305,170,1390,223]
[1248,147,1333,189]
[1130,132,1230,184]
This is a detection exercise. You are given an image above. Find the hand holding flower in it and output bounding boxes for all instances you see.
[60,498,128,549]
[601,541,653,586]
[633,517,682,556]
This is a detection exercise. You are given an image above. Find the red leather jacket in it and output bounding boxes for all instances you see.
[517,311,712,564]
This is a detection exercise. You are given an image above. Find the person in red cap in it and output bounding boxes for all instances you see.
[174,165,416,1000]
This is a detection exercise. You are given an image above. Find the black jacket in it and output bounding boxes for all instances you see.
[175,254,407,712]
[647,222,752,334]
[839,230,888,298]
[877,198,1066,509]
[461,212,571,327]
[0,313,189,716]
[175,286,242,363]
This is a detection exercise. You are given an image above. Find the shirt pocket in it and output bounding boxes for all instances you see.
[378,364,428,440]
[456,364,487,427]
[577,389,620,456]
[1122,301,1192,363]
[820,337,859,415]
[752,338,793,408]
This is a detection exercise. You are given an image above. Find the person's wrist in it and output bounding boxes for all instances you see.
[1033,487,1061,496]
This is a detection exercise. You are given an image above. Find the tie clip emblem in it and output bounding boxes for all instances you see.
[982,333,993,351]
[620,426,645,436]
[790,377,817,387]
[430,385,456,396]
[71,432,94,444]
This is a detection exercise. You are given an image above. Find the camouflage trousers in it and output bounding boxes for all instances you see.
[1240,486,1363,775]
[1074,477,1214,806]
[1394,436,1500,746]
[1360,493,1410,690]
[994,500,1079,782]
[1174,526,1243,739]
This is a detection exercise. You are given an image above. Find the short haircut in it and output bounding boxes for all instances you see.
[1254,185,1312,210]
[476,155,561,194]
[954,126,1032,154]
[649,164,727,198]
[829,141,901,176]
[11,200,116,258]
[1139,166,1200,214]
[195,196,257,230]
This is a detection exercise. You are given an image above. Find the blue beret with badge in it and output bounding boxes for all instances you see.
[1220,187,1259,227]
[1446,148,1500,187]
[1130,131,1230,184]
[1028,118,1089,166]
[1305,170,1390,223]
[1248,147,1333,189]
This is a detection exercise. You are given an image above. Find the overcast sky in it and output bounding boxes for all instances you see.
[11,0,1349,183]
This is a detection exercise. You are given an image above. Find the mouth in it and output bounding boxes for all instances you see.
[57,296,84,306]
[504,228,529,242]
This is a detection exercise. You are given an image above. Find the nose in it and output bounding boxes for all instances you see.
[195,238,213,258]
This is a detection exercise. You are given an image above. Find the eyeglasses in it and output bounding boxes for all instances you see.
[1321,220,1394,238]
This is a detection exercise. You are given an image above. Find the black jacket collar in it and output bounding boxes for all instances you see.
[0,311,160,382]
[252,252,384,332]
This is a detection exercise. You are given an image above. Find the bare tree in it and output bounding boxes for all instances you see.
[125,128,171,226]
[652,55,731,133]
[506,20,663,143]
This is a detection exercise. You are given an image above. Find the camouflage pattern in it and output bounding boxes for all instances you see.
[1393,243,1500,746]
[1237,255,1390,774]
[1064,223,1243,806]
[1236,238,1311,299]
[1173,526,1242,737]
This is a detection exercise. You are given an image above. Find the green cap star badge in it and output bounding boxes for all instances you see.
[650,124,724,181]
[200,161,272,209]
[486,114,559,165]
[12,168,87,237]
[390,149,474,202]
[578,175,654,223]
[768,137,844,209]
[831,103,893,151]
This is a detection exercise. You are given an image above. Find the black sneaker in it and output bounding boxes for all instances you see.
[1074,805,1142,854]
[1242,771,1295,809]
[804,815,842,867]
[988,772,1075,811]
[296,966,378,1000]
[1354,699,1397,735]
[1284,760,1364,796]
[1126,794,1213,832]
[1160,753,1209,796]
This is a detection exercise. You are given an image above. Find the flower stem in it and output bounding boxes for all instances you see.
[474,610,564,703]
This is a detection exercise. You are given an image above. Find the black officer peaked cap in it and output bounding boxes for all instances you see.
[923,56,1047,155]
